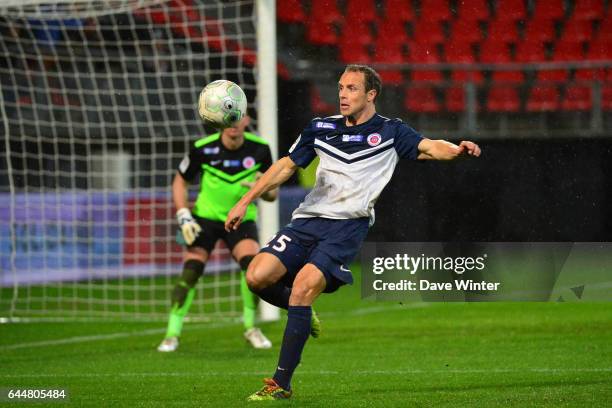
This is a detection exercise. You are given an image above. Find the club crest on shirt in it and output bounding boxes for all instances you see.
[242,156,256,168]
[367,133,382,147]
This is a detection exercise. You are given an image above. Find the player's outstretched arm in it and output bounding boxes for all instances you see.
[225,156,298,231]
[417,139,481,160]
[240,172,279,202]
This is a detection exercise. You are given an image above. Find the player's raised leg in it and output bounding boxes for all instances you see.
[232,239,272,349]
[249,241,321,338]
[157,247,208,352]
[245,252,290,309]
[248,263,326,401]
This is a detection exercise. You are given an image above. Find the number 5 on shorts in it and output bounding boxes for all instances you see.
[265,234,292,252]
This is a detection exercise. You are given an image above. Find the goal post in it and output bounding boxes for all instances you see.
[255,0,279,322]
[0,0,280,322]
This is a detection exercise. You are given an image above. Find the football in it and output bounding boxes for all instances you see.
[198,80,247,128]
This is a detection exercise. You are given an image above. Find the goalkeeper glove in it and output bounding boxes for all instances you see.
[176,208,201,246]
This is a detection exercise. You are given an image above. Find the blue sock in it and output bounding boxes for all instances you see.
[252,281,290,310]
[273,306,312,391]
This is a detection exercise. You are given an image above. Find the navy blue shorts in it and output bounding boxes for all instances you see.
[260,217,369,293]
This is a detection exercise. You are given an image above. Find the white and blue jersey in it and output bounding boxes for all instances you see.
[260,114,424,292]
[288,113,424,226]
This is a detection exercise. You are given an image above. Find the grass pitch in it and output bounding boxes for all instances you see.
[1,268,611,407]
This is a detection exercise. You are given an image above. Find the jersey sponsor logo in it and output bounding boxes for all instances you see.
[367,133,382,147]
[340,265,351,272]
[203,147,220,154]
[179,156,190,173]
[325,134,339,140]
[342,134,363,142]
[210,159,222,165]
[242,156,256,169]
[223,160,242,167]
[315,121,336,129]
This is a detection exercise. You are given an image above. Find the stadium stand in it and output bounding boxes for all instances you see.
[276,0,610,122]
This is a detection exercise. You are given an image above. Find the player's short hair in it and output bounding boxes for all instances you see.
[344,64,382,102]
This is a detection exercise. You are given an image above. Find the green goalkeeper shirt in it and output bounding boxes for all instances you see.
[177,132,273,222]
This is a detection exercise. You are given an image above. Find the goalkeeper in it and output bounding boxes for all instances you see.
[158,116,277,352]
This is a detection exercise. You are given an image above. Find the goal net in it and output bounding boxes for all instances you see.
[0,0,262,321]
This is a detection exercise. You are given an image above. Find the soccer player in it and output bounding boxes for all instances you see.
[225,64,481,400]
[157,115,278,352]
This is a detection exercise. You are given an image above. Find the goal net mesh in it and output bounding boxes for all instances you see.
[0,0,259,320]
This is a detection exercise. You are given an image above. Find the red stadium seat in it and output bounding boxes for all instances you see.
[515,41,547,62]
[603,85,612,111]
[537,69,569,82]
[376,19,409,48]
[561,17,594,43]
[445,85,479,112]
[419,0,452,22]
[404,86,441,112]
[495,0,526,22]
[277,0,306,23]
[373,42,405,85]
[532,0,565,21]
[480,40,512,63]
[595,13,612,40]
[572,0,605,21]
[575,39,608,80]
[409,44,444,83]
[413,19,446,45]
[480,41,524,83]
[455,0,490,21]
[378,69,405,85]
[310,0,343,25]
[410,43,442,61]
[383,0,415,23]
[587,38,612,59]
[374,40,405,62]
[553,41,585,60]
[486,85,521,112]
[450,18,483,45]
[445,42,484,83]
[338,43,371,64]
[526,84,560,112]
[346,0,378,25]
[486,18,520,44]
[339,22,374,46]
[411,70,445,83]
[539,41,581,82]
[560,85,592,111]
[523,18,556,43]
[306,19,338,46]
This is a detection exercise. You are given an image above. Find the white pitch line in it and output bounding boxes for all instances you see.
[1,367,611,379]
[0,320,237,351]
[0,304,412,351]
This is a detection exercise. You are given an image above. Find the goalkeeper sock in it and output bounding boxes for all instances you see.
[273,306,312,391]
[166,286,195,338]
[240,270,258,330]
[251,280,291,310]
[164,260,204,338]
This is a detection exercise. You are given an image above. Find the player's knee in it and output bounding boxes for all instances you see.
[245,269,265,291]
[245,258,270,291]
[289,284,317,306]
[181,259,204,287]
